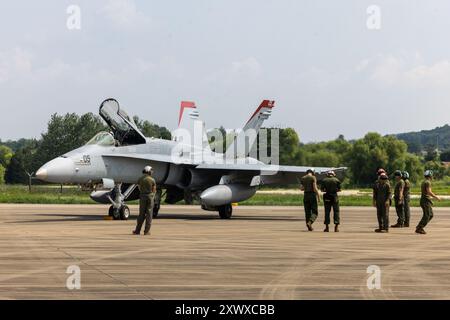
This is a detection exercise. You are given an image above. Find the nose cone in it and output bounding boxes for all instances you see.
[36,157,75,183]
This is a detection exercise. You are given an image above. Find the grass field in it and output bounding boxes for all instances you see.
[1,184,449,207]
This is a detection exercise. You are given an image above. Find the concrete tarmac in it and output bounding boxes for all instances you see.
[0,204,450,300]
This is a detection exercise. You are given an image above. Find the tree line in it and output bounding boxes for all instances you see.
[0,112,448,186]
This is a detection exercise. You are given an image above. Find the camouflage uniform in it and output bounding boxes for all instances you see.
[394,179,405,226]
[417,179,434,230]
[373,179,391,231]
[321,176,341,225]
[301,174,318,225]
[403,178,411,226]
[134,174,156,234]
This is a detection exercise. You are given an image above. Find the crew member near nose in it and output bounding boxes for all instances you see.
[133,166,156,236]
[373,172,391,233]
[402,171,411,228]
[391,170,405,228]
[416,170,441,235]
[300,168,320,231]
[321,170,341,232]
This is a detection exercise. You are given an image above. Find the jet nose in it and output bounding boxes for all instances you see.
[35,157,75,183]
[35,168,47,181]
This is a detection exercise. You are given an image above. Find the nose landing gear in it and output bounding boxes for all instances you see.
[107,183,137,220]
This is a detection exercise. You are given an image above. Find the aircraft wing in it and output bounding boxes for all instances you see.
[102,153,346,185]
[195,163,347,185]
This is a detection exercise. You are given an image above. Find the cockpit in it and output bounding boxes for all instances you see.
[98,98,147,146]
[85,131,115,146]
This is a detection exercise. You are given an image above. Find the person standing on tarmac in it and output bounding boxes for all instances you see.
[300,169,320,231]
[373,172,391,233]
[391,170,405,228]
[133,165,156,236]
[321,170,342,232]
[416,170,441,235]
[402,171,411,228]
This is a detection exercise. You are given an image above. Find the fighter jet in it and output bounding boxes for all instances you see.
[36,98,346,220]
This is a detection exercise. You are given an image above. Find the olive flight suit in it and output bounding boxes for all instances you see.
[403,178,411,226]
[301,174,318,225]
[321,176,341,225]
[134,174,156,234]
[394,179,405,226]
[373,179,391,231]
[417,179,434,230]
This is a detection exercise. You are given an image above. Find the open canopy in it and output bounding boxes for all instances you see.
[99,98,146,145]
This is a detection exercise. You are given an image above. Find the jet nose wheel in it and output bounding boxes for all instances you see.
[218,204,233,219]
[109,205,121,220]
[108,205,130,220]
[119,205,130,220]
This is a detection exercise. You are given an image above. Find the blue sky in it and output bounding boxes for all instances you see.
[0,0,449,142]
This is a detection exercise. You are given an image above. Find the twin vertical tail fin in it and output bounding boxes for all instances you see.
[173,101,211,151]
[225,100,275,159]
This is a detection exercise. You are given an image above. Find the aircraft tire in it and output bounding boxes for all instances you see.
[109,206,121,220]
[218,204,232,219]
[119,205,130,220]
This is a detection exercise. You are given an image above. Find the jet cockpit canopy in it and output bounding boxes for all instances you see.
[99,98,146,145]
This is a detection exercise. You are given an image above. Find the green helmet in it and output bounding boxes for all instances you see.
[402,171,409,179]
[424,170,433,177]
[394,170,402,177]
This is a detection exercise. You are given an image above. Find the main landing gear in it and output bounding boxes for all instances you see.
[218,204,233,219]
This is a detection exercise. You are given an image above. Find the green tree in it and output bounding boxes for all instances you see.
[133,116,171,140]
[278,128,306,165]
[5,140,40,184]
[441,149,450,162]
[0,165,5,184]
[34,112,107,166]
[344,133,421,186]
[0,145,13,167]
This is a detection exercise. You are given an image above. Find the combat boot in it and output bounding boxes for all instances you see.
[391,223,403,228]
[334,225,339,232]
[374,228,383,233]
[404,223,410,228]
[306,221,313,232]
[324,225,329,232]
[132,230,140,235]
[415,228,426,235]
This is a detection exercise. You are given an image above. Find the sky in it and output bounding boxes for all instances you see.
[0,0,449,143]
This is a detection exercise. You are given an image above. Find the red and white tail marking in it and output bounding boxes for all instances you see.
[245,100,275,125]
[178,101,196,126]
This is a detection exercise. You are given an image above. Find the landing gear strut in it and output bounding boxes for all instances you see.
[107,183,136,220]
[218,204,233,219]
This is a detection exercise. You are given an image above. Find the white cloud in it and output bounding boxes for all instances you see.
[100,0,150,29]
[357,53,450,88]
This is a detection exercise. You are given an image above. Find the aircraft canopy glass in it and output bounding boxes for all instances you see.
[86,132,115,146]
[99,98,146,145]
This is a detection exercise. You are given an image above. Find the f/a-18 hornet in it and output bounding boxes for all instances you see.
[36,98,346,220]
